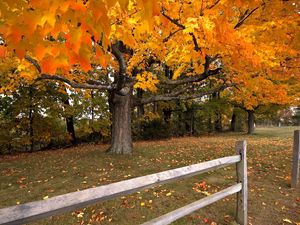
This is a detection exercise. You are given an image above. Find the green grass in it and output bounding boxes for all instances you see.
[0,126,299,224]
[253,126,300,138]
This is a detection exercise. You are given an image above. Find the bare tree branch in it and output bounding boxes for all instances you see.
[161,9,200,52]
[138,84,232,105]
[190,33,200,52]
[234,5,262,29]
[24,55,114,91]
[159,68,222,85]
[163,28,183,42]
[161,10,185,29]
[37,74,114,90]
[206,0,221,10]
[25,55,41,73]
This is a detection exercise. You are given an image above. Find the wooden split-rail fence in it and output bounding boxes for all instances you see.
[0,141,248,225]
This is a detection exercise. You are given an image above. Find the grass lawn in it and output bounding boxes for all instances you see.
[0,126,299,225]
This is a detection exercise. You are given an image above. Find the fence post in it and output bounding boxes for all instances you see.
[235,140,247,225]
[291,130,300,188]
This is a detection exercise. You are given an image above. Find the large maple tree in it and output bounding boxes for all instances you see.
[0,0,299,154]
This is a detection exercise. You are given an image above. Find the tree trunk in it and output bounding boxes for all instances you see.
[108,91,133,154]
[137,89,145,118]
[190,110,194,135]
[63,98,77,145]
[163,109,172,124]
[230,112,237,132]
[136,89,145,132]
[90,90,95,130]
[152,102,158,113]
[213,92,222,132]
[28,87,34,152]
[214,113,222,132]
[207,115,213,133]
[247,110,255,134]
[66,117,76,145]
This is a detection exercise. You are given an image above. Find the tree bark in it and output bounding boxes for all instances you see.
[152,102,158,113]
[108,90,133,154]
[247,110,255,134]
[190,110,195,135]
[214,113,222,132]
[213,92,222,132]
[28,86,34,152]
[137,89,145,118]
[163,109,172,124]
[63,98,77,145]
[230,112,237,132]
[136,89,145,133]
[91,90,95,127]
[65,116,76,145]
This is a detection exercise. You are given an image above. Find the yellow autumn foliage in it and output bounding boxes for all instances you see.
[134,71,159,92]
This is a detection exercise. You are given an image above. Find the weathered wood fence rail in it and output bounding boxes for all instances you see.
[0,141,248,225]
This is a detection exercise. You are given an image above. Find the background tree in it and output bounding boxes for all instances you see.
[230,73,293,134]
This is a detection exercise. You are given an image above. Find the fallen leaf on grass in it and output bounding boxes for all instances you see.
[283,218,293,224]
[77,212,84,218]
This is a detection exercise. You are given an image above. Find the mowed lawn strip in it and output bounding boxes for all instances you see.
[0,127,299,225]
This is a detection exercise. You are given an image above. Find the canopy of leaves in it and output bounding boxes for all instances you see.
[0,0,299,104]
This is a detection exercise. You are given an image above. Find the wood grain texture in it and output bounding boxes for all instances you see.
[235,140,248,225]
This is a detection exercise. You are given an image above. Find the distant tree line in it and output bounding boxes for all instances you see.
[1,80,297,154]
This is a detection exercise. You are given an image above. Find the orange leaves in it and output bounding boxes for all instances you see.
[0,0,298,100]
[69,1,87,13]
[15,48,26,60]
[37,9,57,28]
[33,44,48,61]
[40,57,57,74]
[16,58,39,80]
[192,181,211,196]
[117,0,129,10]
[173,65,186,80]
[78,45,92,72]
[65,28,82,54]
[8,30,22,45]
[0,46,6,58]
[230,73,292,110]
[1,0,110,75]
[139,0,159,29]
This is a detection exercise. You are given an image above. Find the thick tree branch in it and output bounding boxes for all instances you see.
[111,41,133,95]
[111,41,126,77]
[25,55,41,73]
[159,68,222,85]
[37,74,114,90]
[138,84,232,105]
[24,55,114,91]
